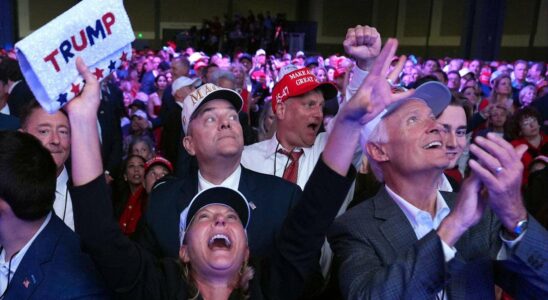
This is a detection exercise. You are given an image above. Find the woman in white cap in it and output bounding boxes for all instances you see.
[66,33,411,299]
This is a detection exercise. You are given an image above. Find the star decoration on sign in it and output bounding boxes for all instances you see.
[70,82,81,95]
[120,51,128,62]
[57,93,68,106]
[108,60,116,72]
[93,68,104,80]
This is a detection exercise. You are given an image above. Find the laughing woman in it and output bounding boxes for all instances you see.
[66,36,407,299]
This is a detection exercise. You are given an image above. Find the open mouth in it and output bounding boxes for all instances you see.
[423,141,443,149]
[307,122,319,132]
[208,234,232,250]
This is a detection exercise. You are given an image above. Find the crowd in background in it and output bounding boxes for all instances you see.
[0,18,548,299]
[1,40,547,229]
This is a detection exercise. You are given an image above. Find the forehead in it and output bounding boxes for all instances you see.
[197,203,236,214]
[128,157,145,165]
[515,63,527,69]
[386,99,431,120]
[288,90,324,104]
[133,141,150,149]
[27,108,69,127]
[438,105,466,124]
[148,164,169,173]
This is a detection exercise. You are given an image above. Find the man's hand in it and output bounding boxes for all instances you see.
[438,174,486,246]
[339,38,413,126]
[468,133,528,232]
[343,25,381,70]
[64,57,101,120]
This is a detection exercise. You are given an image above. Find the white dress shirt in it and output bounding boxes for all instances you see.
[385,184,525,299]
[242,132,329,190]
[197,165,241,192]
[0,213,51,294]
[0,104,10,115]
[54,167,74,231]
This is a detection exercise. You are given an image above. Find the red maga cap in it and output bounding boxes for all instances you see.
[271,68,337,112]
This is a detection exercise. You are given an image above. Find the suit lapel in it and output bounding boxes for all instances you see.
[7,216,63,300]
[176,173,198,212]
[238,167,257,207]
[374,188,419,254]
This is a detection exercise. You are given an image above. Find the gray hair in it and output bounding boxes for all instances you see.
[210,70,236,86]
[363,119,389,182]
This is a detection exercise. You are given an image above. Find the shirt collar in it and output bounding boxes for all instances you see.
[56,166,69,192]
[0,104,9,115]
[385,184,450,230]
[264,132,312,159]
[7,80,21,95]
[198,165,242,192]
[438,174,453,192]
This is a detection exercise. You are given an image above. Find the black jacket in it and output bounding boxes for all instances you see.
[71,157,355,299]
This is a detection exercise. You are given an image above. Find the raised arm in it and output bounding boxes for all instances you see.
[66,57,103,185]
[67,58,167,296]
[323,38,412,176]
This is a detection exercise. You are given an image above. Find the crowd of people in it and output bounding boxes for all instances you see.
[0,22,547,300]
[175,10,288,57]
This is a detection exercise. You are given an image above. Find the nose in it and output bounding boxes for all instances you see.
[214,214,226,226]
[50,131,61,145]
[219,116,232,130]
[445,131,457,149]
[426,118,444,135]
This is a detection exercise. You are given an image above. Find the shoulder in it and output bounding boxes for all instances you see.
[37,219,107,294]
[335,197,376,228]
[243,167,299,191]
[243,139,271,156]
[150,176,185,195]
[0,114,20,130]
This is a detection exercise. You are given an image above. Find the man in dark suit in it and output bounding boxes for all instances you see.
[0,131,107,299]
[328,64,548,298]
[0,58,33,118]
[136,83,302,259]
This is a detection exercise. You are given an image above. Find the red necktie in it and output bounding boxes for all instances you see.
[277,149,304,184]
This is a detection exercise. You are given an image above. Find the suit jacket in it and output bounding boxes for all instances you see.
[0,113,20,130]
[7,80,33,118]
[98,98,123,177]
[5,214,108,300]
[158,102,196,177]
[71,156,355,299]
[328,187,548,300]
[135,166,302,259]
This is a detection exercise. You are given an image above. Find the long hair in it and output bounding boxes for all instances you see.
[179,260,254,299]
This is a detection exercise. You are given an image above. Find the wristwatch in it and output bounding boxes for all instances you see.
[513,219,528,235]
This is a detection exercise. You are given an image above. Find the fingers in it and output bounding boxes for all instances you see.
[75,57,95,84]
[473,133,523,169]
[387,55,406,82]
[343,28,356,49]
[370,38,398,76]
[468,158,499,189]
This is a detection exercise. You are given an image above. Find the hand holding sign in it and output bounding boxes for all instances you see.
[15,0,135,113]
